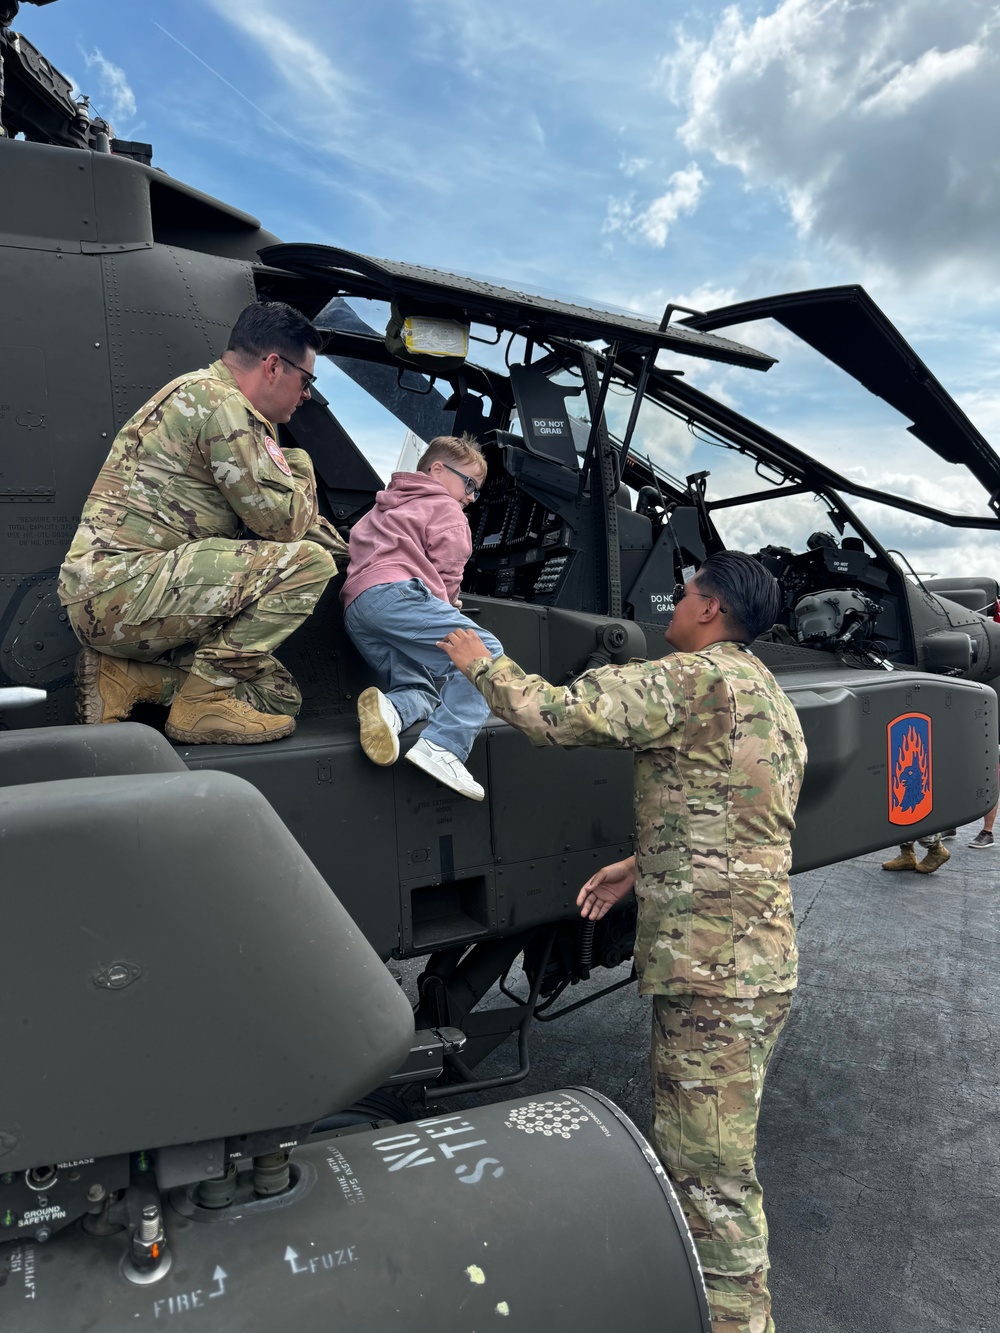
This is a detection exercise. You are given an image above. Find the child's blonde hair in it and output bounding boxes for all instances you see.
[417,433,486,479]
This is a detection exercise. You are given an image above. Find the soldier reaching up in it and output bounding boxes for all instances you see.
[440,552,806,1333]
[58,301,346,744]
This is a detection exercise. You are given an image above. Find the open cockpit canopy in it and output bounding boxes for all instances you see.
[257,244,777,372]
[258,247,1000,546]
[679,286,1000,527]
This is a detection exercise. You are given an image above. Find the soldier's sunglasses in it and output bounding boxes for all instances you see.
[672,581,727,614]
[443,463,481,501]
[274,354,317,388]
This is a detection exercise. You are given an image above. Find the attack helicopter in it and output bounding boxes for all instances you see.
[0,0,998,1086]
[1,5,997,1328]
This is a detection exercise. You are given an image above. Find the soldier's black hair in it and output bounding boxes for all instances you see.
[227,301,323,364]
[695,551,780,644]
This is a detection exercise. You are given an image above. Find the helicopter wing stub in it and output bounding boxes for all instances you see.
[258,243,776,371]
[680,285,1000,508]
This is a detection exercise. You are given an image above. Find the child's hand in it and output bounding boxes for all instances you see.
[438,628,492,674]
[452,598,463,610]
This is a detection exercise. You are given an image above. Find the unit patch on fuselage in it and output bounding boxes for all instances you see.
[888,712,933,825]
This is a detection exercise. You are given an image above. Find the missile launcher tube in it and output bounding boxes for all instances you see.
[0,1088,710,1333]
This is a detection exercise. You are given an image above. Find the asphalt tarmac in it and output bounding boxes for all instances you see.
[411,823,1000,1333]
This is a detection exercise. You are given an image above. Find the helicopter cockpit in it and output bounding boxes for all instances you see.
[248,255,1000,686]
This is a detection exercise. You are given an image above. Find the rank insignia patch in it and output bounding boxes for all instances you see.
[888,712,932,825]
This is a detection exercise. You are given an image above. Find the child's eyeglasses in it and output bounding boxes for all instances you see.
[443,464,481,501]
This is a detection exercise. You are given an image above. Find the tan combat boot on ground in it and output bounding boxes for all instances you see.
[165,672,295,745]
[882,843,918,871]
[76,645,180,724]
[915,842,950,874]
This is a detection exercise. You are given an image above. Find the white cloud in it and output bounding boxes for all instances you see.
[860,41,984,115]
[850,493,1000,581]
[83,49,136,129]
[695,459,1000,581]
[954,387,1000,444]
[604,163,706,247]
[603,195,636,236]
[664,0,1000,282]
[200,0,571,202]
[205,0,358,132]
[671,283,741,313]
[870,468,989,516]
[412,0,537,74]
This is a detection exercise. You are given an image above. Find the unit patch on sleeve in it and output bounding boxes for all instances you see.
[265,437,292,476]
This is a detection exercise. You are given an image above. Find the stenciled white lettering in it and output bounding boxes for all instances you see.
[456,1157,504,1184]
[22,1246,36,1300]
[20,1205,66,1225]
[424,1122,477,1140]
[377,1115,505,1178]
[153,1291,205,1317]
[436,1138,487,1160]
[284,1245,358,1277]
[372,1132,434,1170]
[531,418,567,436]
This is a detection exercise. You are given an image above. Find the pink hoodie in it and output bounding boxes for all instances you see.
[340,471,473,610]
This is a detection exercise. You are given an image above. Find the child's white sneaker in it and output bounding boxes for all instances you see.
[358,687,402,765]
[405,736,484,801]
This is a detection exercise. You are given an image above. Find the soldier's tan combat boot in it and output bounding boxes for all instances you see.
[882,843,918,871]
[915,841,950,874]
[76,645,180,724]
[165,672,295,745]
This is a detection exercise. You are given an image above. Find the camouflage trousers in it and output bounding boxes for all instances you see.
[650,991,792,1333]
[66,537,336,716]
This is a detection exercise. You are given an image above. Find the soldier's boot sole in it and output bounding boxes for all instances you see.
[915,843,951,874]
[76,646,178,725]
[165,686,295,746]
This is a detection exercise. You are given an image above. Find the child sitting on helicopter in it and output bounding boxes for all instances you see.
[341,434,502,800]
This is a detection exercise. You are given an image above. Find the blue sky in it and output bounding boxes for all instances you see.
[19,0,1000,577]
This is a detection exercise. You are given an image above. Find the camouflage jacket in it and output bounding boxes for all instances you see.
[58,360,346,606]
[469,641,807,998]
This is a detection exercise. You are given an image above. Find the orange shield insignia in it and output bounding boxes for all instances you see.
[887,713,932,826]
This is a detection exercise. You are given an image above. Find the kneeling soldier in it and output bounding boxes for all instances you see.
[58,301,346,744]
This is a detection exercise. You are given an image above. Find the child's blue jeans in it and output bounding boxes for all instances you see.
[344,578,503,761]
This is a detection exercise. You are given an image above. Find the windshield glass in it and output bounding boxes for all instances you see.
[312,298,1000,580]
[607,380,1000,579]
[669,321,998,522]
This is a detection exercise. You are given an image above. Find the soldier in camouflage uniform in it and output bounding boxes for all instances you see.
[58,301,348,744]
[440,552,806,1333]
